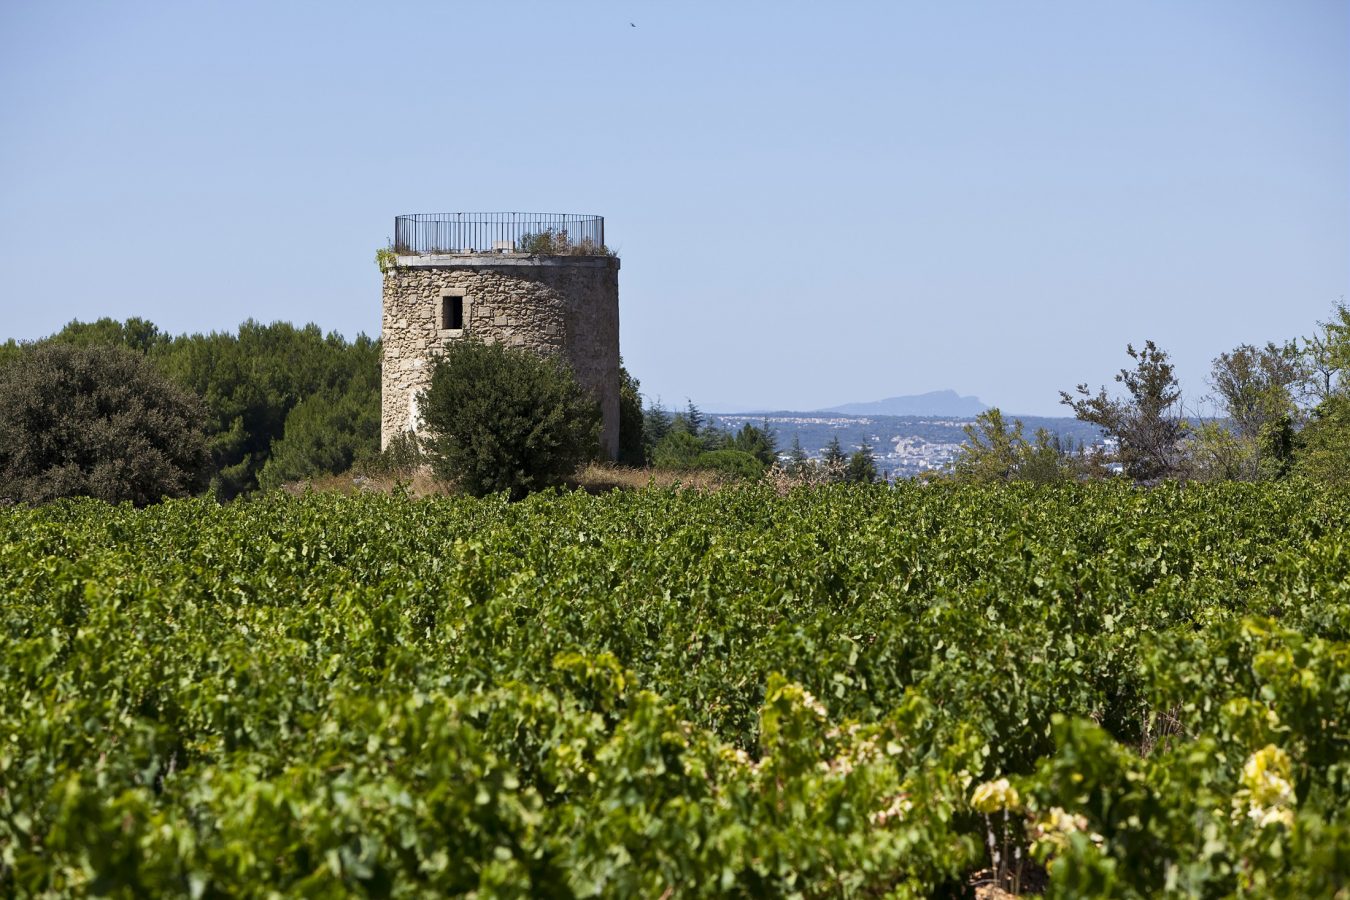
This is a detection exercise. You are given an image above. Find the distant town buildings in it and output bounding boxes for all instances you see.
[709,413,1111,480]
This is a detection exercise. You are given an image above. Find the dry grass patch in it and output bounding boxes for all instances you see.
[571,463,724,493]
[279,468,454,499]
[282,464,729,499]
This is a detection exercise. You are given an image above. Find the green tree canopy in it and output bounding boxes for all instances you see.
[731,422,778,466]
[845,442,879,484]
[617,364,646,467]
[953,409,1070,485]
[1208,341,1303,439]
[675,400,704,437]
[822,435,846,467]
[651,430,705,470]
[1296,394,1350,484]
[643,401,673,461]
[4,317,383,498]
[155,320,380,497]
[1061,340,1187,483]
[0,343,209,505]
[418,339,600,499]
[258,386,381,491]
[786,435,810,475]
[1293,303,1350,484]
[52,316,167,353]
[1300,301,1350,403]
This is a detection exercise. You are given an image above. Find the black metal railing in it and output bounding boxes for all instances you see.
[393,213,606,255]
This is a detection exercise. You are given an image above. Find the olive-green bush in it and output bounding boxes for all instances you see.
[0,343,208,505]
[418,339,600,499]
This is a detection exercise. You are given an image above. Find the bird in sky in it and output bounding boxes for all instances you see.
[630,22,636,27]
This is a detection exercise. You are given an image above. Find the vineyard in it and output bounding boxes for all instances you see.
[2,483,1348,897]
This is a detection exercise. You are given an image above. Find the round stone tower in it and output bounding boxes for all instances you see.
[380,212,620,458]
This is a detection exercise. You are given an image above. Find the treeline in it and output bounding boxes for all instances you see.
[0,318,380,499]
[5,299,1346,505]
[953,302,1350,486]
[639,399,779,478]
[1,317,757,506]
[629,397,880,483]
[3,315,796,506]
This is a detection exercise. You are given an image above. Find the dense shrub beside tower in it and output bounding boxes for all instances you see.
[419,339,600,499]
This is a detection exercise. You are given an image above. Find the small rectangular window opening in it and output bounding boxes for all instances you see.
[441,296,464,330]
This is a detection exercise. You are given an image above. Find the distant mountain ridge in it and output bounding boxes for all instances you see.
[819,390,988,417]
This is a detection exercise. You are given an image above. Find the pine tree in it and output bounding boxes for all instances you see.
[732,422,778,465]
[846,442,878,484]
[822,435,848,481]
[644,400,672,447]
[682,399,704,436]
[787,435,809,475]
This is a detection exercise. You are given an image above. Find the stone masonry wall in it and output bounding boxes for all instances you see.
[381,255,620,458]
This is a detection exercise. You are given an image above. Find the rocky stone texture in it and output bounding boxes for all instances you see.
[381,254,620,459]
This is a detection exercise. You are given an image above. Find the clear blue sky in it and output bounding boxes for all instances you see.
[2,1,1345,415]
